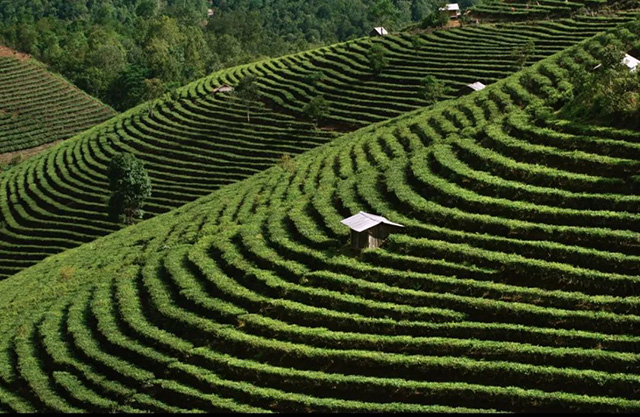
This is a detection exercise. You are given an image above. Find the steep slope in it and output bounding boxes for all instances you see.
[0,48,115,155]
[0,20,639,412]
[0,14,637,279]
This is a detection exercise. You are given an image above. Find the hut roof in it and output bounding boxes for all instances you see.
[623,53,639,71]
[213,84,234,93]
[439,3,460,11]
[467,81,486,91]
[341,212,404,233]
[372,27,388,36]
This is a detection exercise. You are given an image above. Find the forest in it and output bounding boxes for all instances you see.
[0,0,458,110]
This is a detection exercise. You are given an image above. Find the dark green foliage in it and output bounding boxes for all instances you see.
[418,75,449,104]
[107,153,152,225]
[421,9,449,29]
[303,96,331,127]
[367,43,389,74]
[512,40,536,69]
[234,75,261,122]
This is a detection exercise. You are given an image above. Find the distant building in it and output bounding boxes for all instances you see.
[341,212,404,250]
[439,3,461,19]
[212,84,234,95]
[458,81,486,97]
[623,53,639,71]
[370,27,389,37]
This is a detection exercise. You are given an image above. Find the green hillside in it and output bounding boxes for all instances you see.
[0,49,116,154]
[0,13,637,279]
[471,0,639,20]
[0,19,639,412]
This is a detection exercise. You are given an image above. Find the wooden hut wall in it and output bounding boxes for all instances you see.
[368,224,391,249]
[351,229,369,249]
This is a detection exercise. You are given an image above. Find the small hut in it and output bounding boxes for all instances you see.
[212,84,234,96]
[457,81,486,97]
[370,27,389,37]
[341,212,404,250]
[439,3,461,19]
[623,53,639,72]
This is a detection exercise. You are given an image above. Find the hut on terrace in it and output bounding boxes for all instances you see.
[457,81,486,97]
[623,53,639,71]
[370,27,389,37]
[341,212,404,250]
[439,3,461,19]
[212,84,234,96]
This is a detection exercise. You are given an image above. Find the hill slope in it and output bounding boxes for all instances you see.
[0,13,637,279]
[0,47,115,155]
[0,20,639,412]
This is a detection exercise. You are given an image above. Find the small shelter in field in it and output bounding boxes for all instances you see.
[439,3,461,18]
[623,53,639,72]
[370,27,389,37]
[341,212,404,250]
[212,84,234,95]
[457,81,486,97]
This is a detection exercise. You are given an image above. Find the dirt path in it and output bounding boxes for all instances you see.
[0,45,30,61]
[0,140,62,165]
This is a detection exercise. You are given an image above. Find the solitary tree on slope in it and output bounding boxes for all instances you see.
[107,153,152,225]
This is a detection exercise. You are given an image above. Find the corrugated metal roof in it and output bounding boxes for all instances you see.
[468,81,486,91]
[213,84,234,93]
[439,3,460,11]
[341,212,404,232]
[624,54,639,71]
[372,27,388,35]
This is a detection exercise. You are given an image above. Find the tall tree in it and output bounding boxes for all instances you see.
[107,153,152,225]
[370,0,400,28]
[511,39,536,69]
[144,78,166,116]
[418,75,449,104]
[303,95,330,127]
[234,75,261,122]
[367,43,389,74]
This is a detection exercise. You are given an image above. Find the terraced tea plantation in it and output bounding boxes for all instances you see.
[0,51,115,154]
[472,0,640,20]
[0,20,639,412]
[1,14,638,280]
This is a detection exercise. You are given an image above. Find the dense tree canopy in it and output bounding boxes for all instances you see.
[0,0,462,110]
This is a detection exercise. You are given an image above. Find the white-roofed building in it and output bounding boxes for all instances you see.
[212,84,234,95]
[439,3,461,18]
[458,81,486,97]
[623,53,639,72]
[341,212,404,249]
[370,27,389,37]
